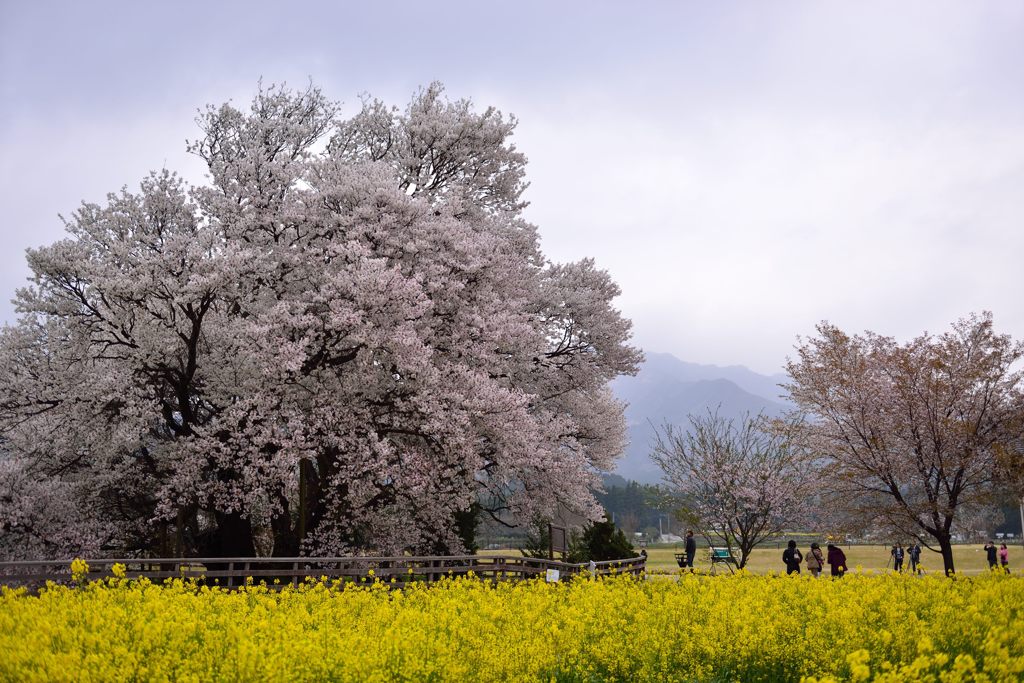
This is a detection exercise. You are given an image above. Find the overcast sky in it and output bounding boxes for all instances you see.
[2,1,1022,374]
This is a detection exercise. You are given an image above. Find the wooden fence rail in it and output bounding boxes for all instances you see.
[0,555,646,590]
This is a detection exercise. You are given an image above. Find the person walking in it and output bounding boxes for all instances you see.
[782,539,803,575]
[984,541,998,571]
[891,543,905,572]
[683,530,697,570]
[826,543,847,578]
[908,542,922,574]
[999,543,1010,574]
[806,542,825,578]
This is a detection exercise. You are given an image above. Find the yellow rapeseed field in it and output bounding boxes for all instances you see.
[1,564,1022,682]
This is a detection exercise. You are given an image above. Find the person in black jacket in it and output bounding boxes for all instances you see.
[984,541,998,570]
[782,539,803,574]
[891,543,905,572]
[683,530,697,570]
[908,542,922,574]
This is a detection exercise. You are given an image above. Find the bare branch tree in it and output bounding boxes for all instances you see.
[785,312,1024,575]
[651,410,816,569]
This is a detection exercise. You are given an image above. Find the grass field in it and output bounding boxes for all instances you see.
[482,543,1023,575]
[640,542,1023,575]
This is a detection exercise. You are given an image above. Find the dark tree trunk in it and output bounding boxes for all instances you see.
[307,450,335,532]
[207,510,256,558]
[937,533,956,575]
[298,459,316,544]
[454,503,481,553]
[736,534,753,569]
[271,495,299,557]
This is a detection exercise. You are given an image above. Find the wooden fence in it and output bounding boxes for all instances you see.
[0,555,646,590]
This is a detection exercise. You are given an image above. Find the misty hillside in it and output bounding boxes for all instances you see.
[609,352,790,484]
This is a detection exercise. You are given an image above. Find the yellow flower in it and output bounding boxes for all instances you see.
[846,649,871,681]
[70,558,89,583]
[0,566,1021,681]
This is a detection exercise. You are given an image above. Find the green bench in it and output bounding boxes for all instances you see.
[710,547,739,573]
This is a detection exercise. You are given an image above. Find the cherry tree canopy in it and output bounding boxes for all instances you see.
[785,313,1023,574]
[0,83,641,559]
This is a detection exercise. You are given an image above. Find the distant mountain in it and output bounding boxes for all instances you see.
[609,353,790,484]
[636,352,790,403]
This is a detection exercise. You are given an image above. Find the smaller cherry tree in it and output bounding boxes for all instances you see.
[994,436,1024,552]
[786,313,1023,575]
[652,411,815,569]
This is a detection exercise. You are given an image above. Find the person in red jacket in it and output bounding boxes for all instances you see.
[826,543,847,577]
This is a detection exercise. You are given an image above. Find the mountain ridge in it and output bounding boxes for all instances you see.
[609,352,790,484]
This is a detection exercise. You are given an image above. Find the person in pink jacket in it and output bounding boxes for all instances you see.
[999,543,1010,574]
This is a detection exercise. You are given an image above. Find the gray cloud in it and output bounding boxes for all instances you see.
[3,0,1023,373]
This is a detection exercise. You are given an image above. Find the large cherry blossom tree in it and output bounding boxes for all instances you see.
[0,83,641,560]
[785,313,1023,574]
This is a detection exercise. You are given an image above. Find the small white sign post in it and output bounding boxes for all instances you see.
[545,568,560,583]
